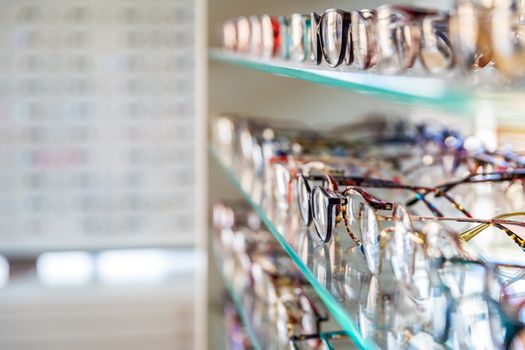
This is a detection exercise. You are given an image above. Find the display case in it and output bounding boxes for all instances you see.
[207,1,525,349]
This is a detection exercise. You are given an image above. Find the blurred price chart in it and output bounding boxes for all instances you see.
[0,0,198,254]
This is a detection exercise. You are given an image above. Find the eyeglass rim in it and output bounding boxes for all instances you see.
[310,185,345,243]
[351,9,378,70]
[318,9,352,68]
[310,12,322,65]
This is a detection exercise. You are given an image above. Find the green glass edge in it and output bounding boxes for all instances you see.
[210,148,380,350]
[217,256,263,350]
[209,48,469,113]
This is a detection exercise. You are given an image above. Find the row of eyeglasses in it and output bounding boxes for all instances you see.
[224,301,351,350]
[221,0,525,77]
[212,201,355,349]
[212,114,525,349]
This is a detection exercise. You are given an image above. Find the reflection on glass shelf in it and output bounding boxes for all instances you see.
[219,259,360,350]
[209,48,525,119]
[216,257,264,350]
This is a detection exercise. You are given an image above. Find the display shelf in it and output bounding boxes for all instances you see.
[209,48,525,119]
[211,148,381,350]
[210,48,470,112]
[218,262,263,350]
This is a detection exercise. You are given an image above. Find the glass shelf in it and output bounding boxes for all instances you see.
[211,148,382,350]
[217,258,263,350]
[209,48,525,119]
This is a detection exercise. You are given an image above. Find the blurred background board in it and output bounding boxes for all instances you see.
[0,0,204,255]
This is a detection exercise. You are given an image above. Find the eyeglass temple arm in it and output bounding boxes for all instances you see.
[344,186,393,210]
[438,171,525,193]
[338,176,448,216]
[409,170,525,200]
[459,212,525,250]
[429,171,525,215]
[405,184,473,217]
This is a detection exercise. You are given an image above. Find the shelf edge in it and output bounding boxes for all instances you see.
[209,48,470,113]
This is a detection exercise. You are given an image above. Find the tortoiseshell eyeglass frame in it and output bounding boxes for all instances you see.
[406,170,525,217]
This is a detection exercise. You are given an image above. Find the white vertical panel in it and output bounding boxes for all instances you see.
[0,0,202,254]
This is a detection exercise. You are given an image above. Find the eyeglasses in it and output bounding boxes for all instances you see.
[433,257,525,349]
[360,204,525,277]
[222,3,525,78]
[307,180,525,265]
[278,16,290,59]
[351,9,378,70]
[249,15,263,56]
[376,5,423,73]
[310,9,352,68]
[419,11,454,74]
[449,0,494,71]
[289,14,312,62]
[302,174,472,241]
[236,16,251,53]
[261,14,280,59]
[491,0,525,78]
[214,114,515,187]
[270,154,399,212]
[222,19,237,51]
[376,5,453,74]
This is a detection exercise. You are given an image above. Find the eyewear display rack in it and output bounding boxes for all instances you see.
[209,49,525,119]
[217,254,263,350]
[206,1,525,349]
[210,148,377,349]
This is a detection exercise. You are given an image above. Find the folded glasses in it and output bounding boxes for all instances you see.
[351,9,377,69]
[310,9,352,68]
[249,16,263,56]
[277,16,290,59]
[261,15,280,59]
[376,5,453,74]
[222,3,525,78]
[289,14,312,62]
[491,0,525,78]
[450,0,494,71]
[222,19,237,51]
[236,16,251,53]
[223,5,453,75]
